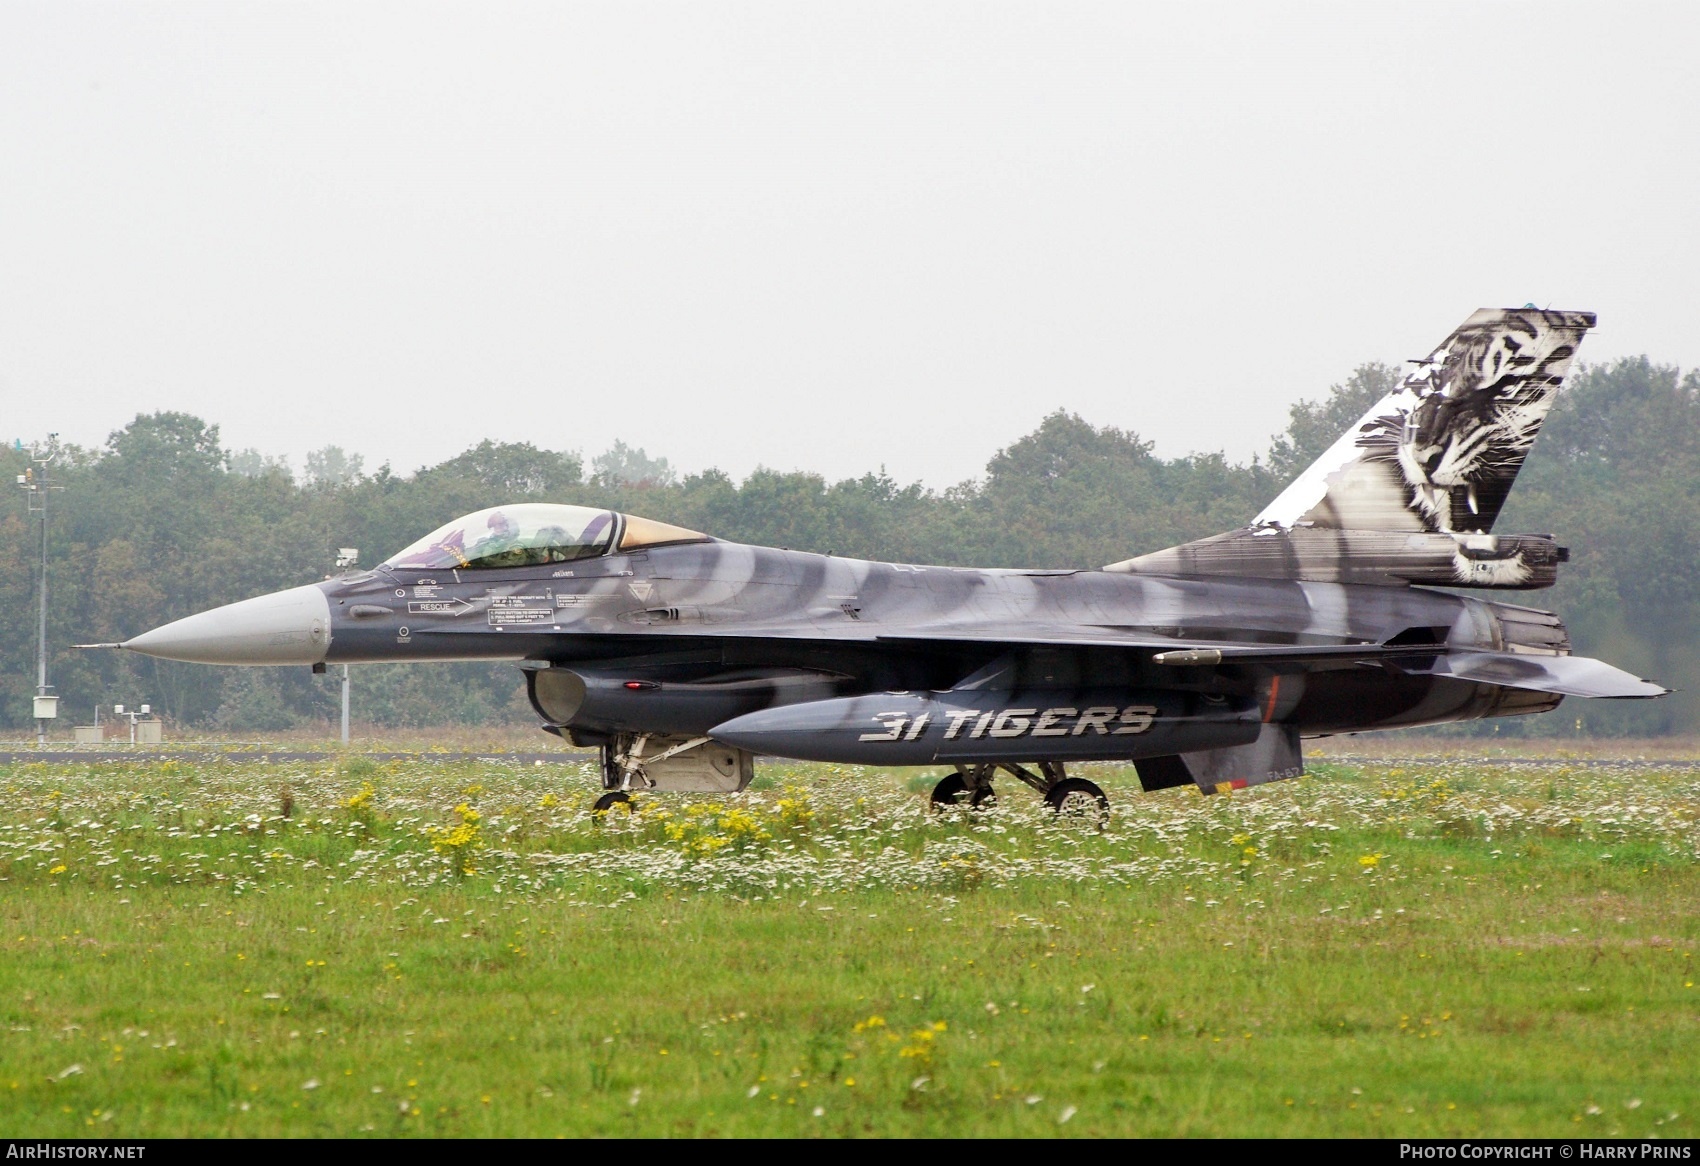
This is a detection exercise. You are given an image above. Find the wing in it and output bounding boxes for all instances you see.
[416,614,1665,699]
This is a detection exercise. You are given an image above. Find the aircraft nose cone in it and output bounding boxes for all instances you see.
[122,585,332,665]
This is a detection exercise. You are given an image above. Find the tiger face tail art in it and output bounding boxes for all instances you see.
[1258,307,1595,534]
[1110,308,1596,591]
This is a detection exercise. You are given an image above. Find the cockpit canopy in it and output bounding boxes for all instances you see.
[383,504,706,571]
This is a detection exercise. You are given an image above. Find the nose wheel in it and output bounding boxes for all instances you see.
[592,790,633,815]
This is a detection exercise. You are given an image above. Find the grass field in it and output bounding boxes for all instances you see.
[0,752,1695,1137]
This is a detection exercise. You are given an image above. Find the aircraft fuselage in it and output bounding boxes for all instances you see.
[308,538,1559,750]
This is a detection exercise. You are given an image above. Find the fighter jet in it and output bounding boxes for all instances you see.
[106,308,1666,817]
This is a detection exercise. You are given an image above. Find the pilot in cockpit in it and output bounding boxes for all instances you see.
[468,510,524,567]
[534,526,571,564]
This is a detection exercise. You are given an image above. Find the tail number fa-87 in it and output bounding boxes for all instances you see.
[858,705,1157,743]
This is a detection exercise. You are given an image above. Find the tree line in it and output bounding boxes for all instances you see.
[4,355,1696,737]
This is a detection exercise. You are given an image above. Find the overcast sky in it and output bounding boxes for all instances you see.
[3,2,1696,488]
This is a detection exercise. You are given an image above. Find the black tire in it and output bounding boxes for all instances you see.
[592,790,632,815]
[930,774,996,810]
[1043,777,1109,825]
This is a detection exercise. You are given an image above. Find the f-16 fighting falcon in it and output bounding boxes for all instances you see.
[101,308,1667,818]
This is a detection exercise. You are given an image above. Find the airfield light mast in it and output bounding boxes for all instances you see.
[17,436,63,750]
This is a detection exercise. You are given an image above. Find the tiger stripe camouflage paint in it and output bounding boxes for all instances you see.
[115,307,1666,801]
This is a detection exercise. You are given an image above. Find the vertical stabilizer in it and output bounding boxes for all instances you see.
[1256,308,1596,534]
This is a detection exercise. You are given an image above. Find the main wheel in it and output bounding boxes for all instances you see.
[1043,777,1109,826]
[592,790,633,815]
[930,774,996,810]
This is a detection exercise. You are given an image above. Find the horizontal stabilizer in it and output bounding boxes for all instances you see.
[1418,651,1667,699]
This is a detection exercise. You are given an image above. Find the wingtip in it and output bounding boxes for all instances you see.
[1605,678,1671,700]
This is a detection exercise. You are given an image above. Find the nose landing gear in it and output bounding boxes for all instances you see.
[591,790,633,815]
[927,761,1108,826]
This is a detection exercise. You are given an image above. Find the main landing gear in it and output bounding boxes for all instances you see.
[929,762,1109,826]
[929,768,998,810]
